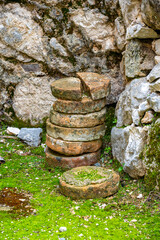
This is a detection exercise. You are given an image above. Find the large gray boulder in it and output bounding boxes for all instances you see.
[111,125,149,178]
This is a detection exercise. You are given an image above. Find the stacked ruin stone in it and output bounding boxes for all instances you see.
[45,72,110,169]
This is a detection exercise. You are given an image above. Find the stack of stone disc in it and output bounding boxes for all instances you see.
[46,72,110,169]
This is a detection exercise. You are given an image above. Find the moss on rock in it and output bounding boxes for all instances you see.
[142,119,160,191]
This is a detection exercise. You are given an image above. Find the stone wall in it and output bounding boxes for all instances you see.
[0,0,124,125]
[111,0,160,188]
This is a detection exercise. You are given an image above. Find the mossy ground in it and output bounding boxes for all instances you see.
[0,122,160,240]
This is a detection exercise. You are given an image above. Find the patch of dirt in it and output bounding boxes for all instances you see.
[0,187,34,217]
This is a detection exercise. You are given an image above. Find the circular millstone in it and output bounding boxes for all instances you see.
[52,96,106,114]
[46,134,102,156]
[45,147,100,169]
[60,166,120,199]
[50,77,82,100]
[50,107,106,128]
[46,119,106,142]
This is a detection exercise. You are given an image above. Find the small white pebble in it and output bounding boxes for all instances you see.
[59,227,67,232]
[130,219,137,223]
[137,194,143,199]
[78,234,83,237]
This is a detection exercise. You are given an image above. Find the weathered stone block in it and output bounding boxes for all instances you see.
[77,72,110,100]
[52,96,106,114]
[111,126,149,178]
[125,40,155,79]
[46,119,106,142]
[45,147,100,169]
[46,134,102,156]
[59,166,120,199]
[50,108,106,128]
[51,77,82,100]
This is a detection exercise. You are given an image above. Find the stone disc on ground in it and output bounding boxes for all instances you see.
[50,77,82,100]
[50,107,106,128]
[45,147,100,169]
[46,134,102,156]
[53,96,106,114]
[59,166,120,199]
[46,119,106,142]
[77,72,110,100]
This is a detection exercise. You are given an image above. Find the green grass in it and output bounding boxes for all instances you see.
[0,125,159,240]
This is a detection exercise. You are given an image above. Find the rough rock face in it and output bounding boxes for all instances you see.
[71,9,117,53]
[13,77,55,126]
[115,77,151,127]
[0,4,45,61]
[112,63,160,178]
[111,126,149,178]
[0,1,124,123]
[141,0,160,30]
[125,40,155,79]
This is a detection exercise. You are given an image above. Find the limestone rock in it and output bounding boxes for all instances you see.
[50,78,82,100]
[50,108,106,128]
[45,147,100,169]
[52,96,106,114]
[0,4,45,61]
[50,38,68,57]
[111,126,149,178]
[59,166,120,199]
[106,72,125,105]
[46,119,106,142]
[126,24,159,40]
[46,134,102,156]
[71,9,117,53]
[155,56,160,65]
[141,111,154,124]
[150,79,160,92]
[0,40,32,62]
[147,63,160,82]
[141,0,160,30]
[114,17,126,51]
[13,77,55,126]
[147,92,160,112]
[77,72,110,100]
[116,77,151,127]
[125,40,155,79]
[119,0,141,27]
[18,128,42,147]
[6,127,20,136]
[153,39,160,55]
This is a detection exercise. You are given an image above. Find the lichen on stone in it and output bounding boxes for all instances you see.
[141,118,160,191]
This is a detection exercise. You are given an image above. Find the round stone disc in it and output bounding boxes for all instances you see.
[59,166,120,199]
[52,96,106,114]
[50,107,106,128]
[45,147,101,169]
[46,134,102,156]
[46,119,106,142]
[50,77,82,100]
